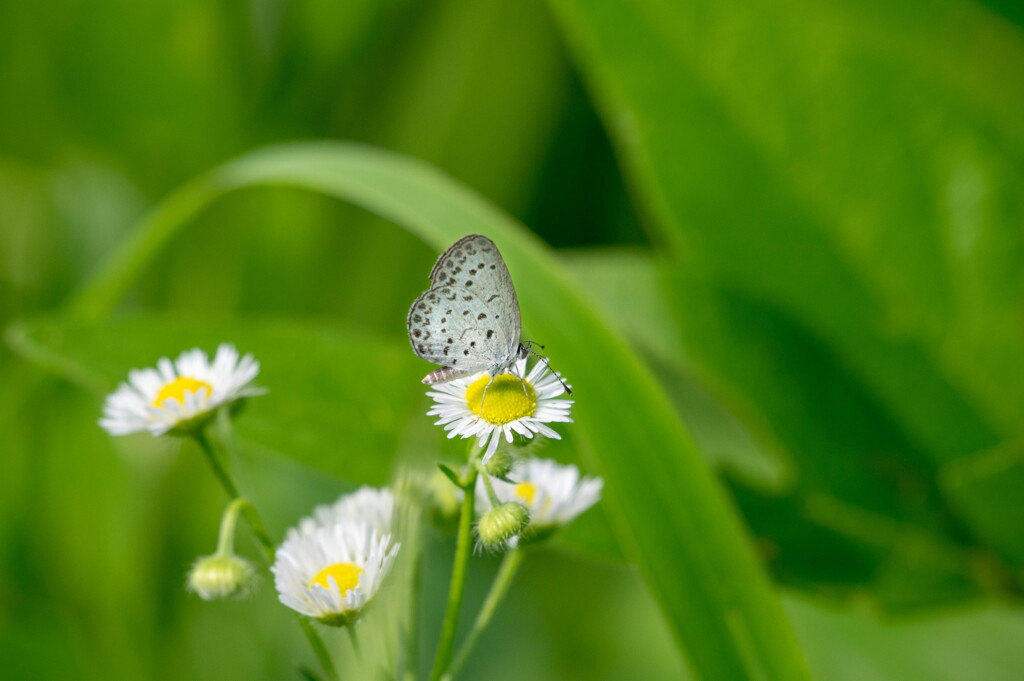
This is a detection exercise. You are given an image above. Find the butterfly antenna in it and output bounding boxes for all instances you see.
[523,342,573,396]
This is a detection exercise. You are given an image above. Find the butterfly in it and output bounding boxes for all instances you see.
[407,235,570,395]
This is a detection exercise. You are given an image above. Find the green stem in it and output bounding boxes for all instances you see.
[347,625,362,659]
[300,618,339,681]
[214,497,247,556]
[404,550,423,680]
[477,467,502,508]
[445,548,525,681]
[193,430,337,681]
[193,429,240,498]
[428,465,480,681]
[192,430,275,559]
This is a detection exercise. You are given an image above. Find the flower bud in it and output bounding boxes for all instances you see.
[187,554,256,601]
[476,502,530,550]
[483,449,515,478]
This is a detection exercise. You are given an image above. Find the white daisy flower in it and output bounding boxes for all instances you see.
[291,486,395,538]
[426,358,573,462]
[478,458,603,541]
[99,344,263,437]
[272,521,400,627]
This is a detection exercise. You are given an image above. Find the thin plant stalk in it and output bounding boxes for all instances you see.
[300,618,339,681]
[347,625,362,659]
[445,548,525,681]
[215,497,248,557]
[193,428,240,498]
[191,427,339,681]
[403,539,424,681]
[428,444,483,681]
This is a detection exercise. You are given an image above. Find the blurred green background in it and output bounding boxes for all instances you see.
[3,0,1024,679]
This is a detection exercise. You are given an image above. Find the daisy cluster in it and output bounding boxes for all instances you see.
[97,338,600,648]
[424,357,602,549]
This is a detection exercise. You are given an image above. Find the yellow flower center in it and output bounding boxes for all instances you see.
[465,374,536,424]
[309,562,364,595]
[152,376,213,407]
[515,482,537,506]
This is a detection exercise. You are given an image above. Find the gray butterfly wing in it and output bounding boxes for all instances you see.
[407,284,518,378]
[426,235,521,344]
[408,235,524,383]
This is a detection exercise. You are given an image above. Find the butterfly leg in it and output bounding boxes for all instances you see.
[511,361,530,397]
[478,374,497,414]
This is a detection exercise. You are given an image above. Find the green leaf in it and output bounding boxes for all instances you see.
[565,250,1006,610]
[790,596,1024,681]
[939,441,1024,568]
[564,248,789,490]
[7,314,422,484]
[549,0,1024,570]
[63,141,811,681]
[437,463,462,489]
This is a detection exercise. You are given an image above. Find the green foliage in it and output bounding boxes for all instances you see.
[2,0,1023,679]
[550,0,1024,609]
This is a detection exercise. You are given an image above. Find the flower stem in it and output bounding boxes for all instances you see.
[192,430,275,559]
[428,457,481,681]
[445,548,525,681]
[192,430,337,681]
[347,625,362,659]
[477,467,502,507]
[214,497,246,556]
[193,429,240,498]
[403,550,424,680]
[300,618,339,681]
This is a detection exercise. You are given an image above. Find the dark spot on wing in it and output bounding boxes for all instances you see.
[448,338,454,344]
[485,295,498,303]
[443,347,449,356]
[465,280,473,287]
[441,317,446,323]
[463,349,469,356]
[478,313,486,320]
[452,359,458,365]
[413,329,422,338]
[463,310,470,316]
[446,309,452,315]
[486,330,494,339]
[470,341,476,348]
[478,263,484,268]
[469,269,477,275]
[489,264,496,270]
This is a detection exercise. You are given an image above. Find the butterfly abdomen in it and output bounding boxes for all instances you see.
[422,366,474,384]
